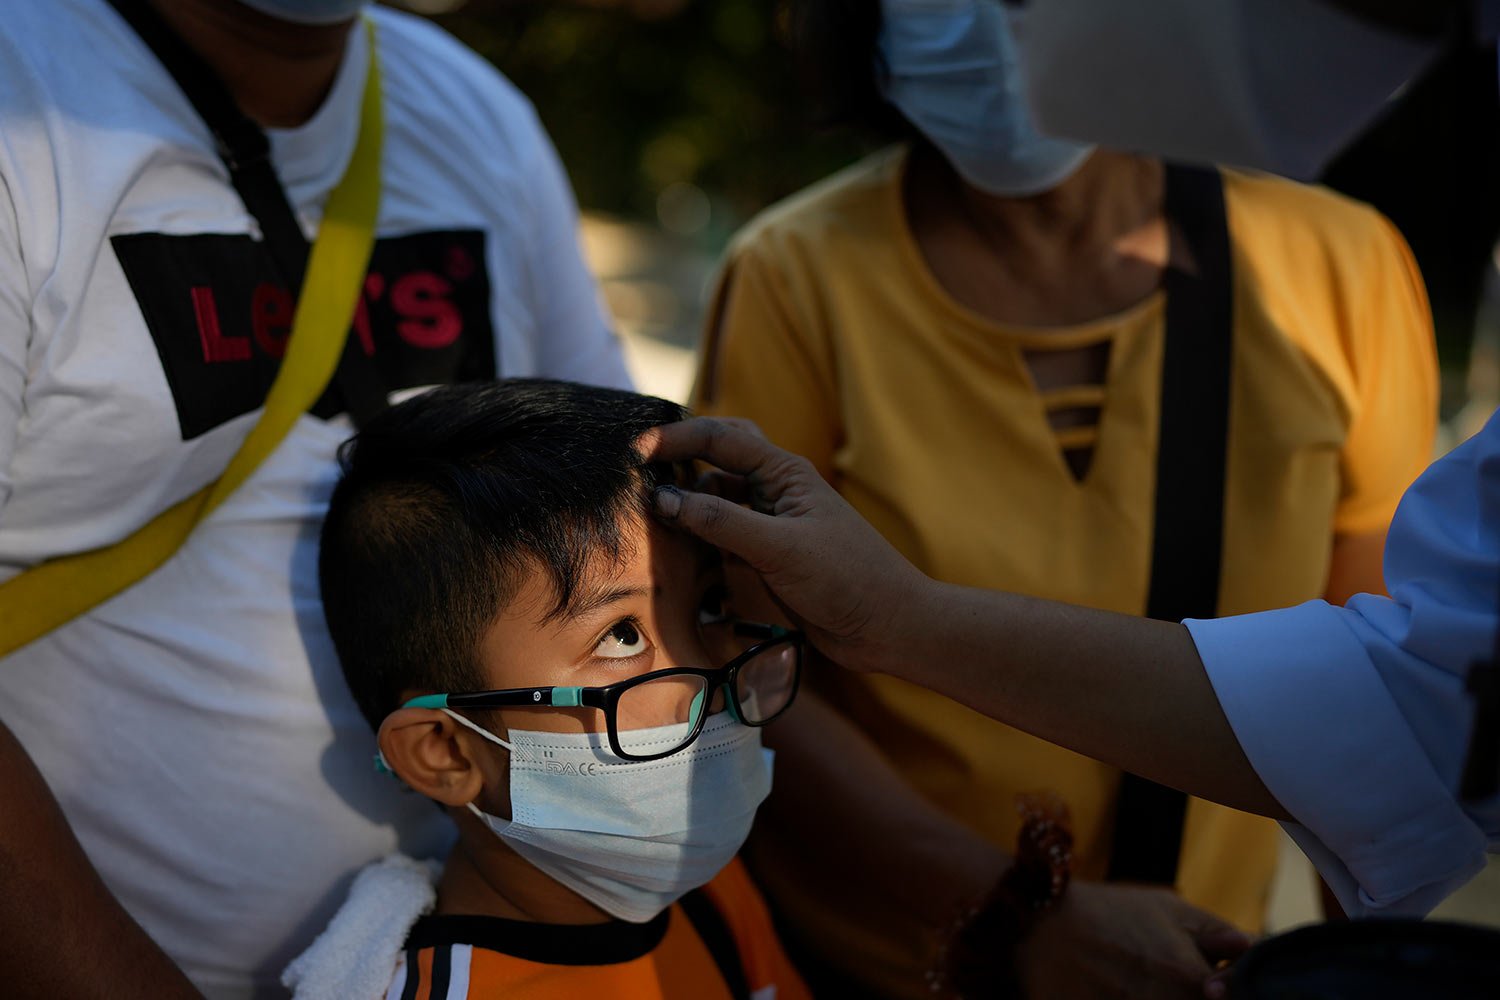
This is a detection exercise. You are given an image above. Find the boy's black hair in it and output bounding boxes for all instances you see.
[320,378,687,731]
[784,0,915,141]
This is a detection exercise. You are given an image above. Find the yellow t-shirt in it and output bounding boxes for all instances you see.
[694,148,1437,992]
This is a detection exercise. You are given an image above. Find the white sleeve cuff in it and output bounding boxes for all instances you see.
[1185,601,1487,915]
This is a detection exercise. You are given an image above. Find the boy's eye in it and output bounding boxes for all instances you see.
[595,620,649,659]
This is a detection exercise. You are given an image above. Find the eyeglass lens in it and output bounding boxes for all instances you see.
[733,641,797,724]
[615,672,714,737]
[612,640,798,757]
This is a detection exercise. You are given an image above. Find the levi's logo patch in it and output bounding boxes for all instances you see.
[111,229,496,439]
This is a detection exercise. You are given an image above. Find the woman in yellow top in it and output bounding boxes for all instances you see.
[693,2,1438,998]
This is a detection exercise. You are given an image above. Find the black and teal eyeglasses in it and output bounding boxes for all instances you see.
[405,623,803,762]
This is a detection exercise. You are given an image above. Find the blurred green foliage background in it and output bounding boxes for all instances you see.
[436,0,869,249]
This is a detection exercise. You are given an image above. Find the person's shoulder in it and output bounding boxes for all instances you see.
[0,1,38,48]
[0,0,103,95]
[369,7,544,155]
[1222,168,1398,266]
[0,0,77,46]
[1220,167,1432,405]
[369,5,532,113]
[727,146,907,268]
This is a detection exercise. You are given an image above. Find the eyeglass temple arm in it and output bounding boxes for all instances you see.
[404,687,591,710]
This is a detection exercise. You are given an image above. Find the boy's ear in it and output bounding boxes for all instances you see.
[378,708,487,808]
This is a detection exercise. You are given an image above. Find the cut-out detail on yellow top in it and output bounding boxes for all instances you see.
[1040,385,1108,411]
[1052,425,1101,451]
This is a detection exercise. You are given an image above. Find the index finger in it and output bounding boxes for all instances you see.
[636,416,783,477]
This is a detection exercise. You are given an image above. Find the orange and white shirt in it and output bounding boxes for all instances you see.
[385,859,809,1000]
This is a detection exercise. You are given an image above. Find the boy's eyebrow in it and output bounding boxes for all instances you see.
[553,584,652,626]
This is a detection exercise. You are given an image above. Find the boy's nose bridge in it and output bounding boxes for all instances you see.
[663,621,724,670]
[704,626,762,675]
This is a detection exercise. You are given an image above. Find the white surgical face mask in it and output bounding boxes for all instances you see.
[235,0,367,25]
[1018,0,1447,180]
[878,0,1094,197]
[444,707,774,923]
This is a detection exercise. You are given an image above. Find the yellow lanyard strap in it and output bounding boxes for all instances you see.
[0,20,384,658]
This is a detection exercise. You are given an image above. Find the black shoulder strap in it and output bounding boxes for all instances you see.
[1106,163,1233,886]
[678,889,752,1000]
[103,0,387,427]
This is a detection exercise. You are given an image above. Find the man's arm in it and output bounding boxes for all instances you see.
[1322,530,1388,606]
[898,581,1287,819]
[0,720,200,999]
[644,416,1283,818]
[643,414,1500,915]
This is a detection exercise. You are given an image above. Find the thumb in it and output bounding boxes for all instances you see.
[1203,966,1232,999]
[653,485,786,567]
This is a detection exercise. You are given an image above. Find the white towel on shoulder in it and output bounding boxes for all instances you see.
[283,853,442,1000]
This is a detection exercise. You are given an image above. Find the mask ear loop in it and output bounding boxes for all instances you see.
[374,707,512,778]
[373,706,519,819]
[438,707,520,823]
[440,707,516,751]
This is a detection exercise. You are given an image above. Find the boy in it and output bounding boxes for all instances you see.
[302,379,811,999]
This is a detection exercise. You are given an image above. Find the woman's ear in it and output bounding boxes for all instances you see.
[377,707,487,808]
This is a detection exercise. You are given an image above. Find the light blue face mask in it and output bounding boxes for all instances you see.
[442,708,774,923]
[878,0,1094,197]
[236,0,366,25]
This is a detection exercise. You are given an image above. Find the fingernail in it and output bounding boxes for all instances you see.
[653,485,682,520]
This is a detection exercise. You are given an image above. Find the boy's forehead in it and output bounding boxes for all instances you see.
[501,515,721,629]
[570,518,720,600]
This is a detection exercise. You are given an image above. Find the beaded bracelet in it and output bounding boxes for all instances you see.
[929,793,1074,998]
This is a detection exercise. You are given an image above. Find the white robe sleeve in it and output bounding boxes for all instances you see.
[1186,409,1500,916]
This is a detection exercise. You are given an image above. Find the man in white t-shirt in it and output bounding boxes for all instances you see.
[0,0,629,995]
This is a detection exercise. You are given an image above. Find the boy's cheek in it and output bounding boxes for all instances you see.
[467,742,513,819]
[473,771,513,820]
